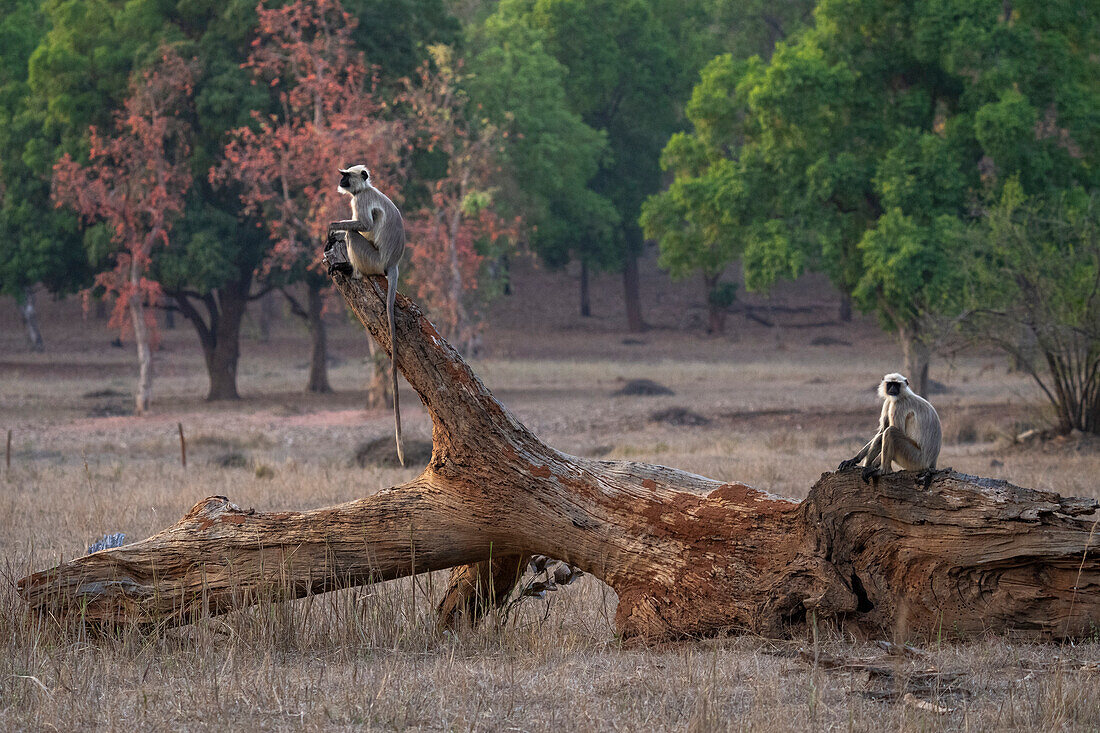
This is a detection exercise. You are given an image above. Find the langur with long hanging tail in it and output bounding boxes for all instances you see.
[838,372,943,486]
[330,164,406,466]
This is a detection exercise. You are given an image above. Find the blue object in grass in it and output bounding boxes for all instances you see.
[86,532,126,554]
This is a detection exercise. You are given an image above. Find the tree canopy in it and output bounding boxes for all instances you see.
[645,0,1100,394]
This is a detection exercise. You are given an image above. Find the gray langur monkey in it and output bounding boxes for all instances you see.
[330,164,406,466]
[838,372,943,486]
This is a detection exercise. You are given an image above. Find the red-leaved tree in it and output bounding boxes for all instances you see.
[53,48,195,415]
[401,46,519,355]
[215,0,405,394]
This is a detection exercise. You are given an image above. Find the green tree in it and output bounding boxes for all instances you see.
[16,0,458,399]
[344,0,461,84]
[641,55,764,335]
[657,0,1100,395]
[639,0,813,335]
[0,0,87,349]
[23,0,272,399]
[968,182,1100,435]
[464,9,615,314]
[489,0,696,331]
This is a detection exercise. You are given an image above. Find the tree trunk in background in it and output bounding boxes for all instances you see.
[900,329,931,397]
[204,284,246,401]
[169,271,251,402]
[258,291,276,342]
[20,267,1100,643]
[580,261,591,317]
[306,281,332,394]
[445,216,476,354]
[839,293,852,322]
[501,254,512,296]
[364,339,390,410]
[130,293,153,415]
[704,273,725,335]
[622,253,644,332]
[20,286,44,352]
[128,258,152,415]
[164,297,176,330]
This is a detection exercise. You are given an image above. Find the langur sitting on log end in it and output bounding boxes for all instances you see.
[838,372,945,488]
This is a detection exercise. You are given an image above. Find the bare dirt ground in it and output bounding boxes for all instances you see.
[2,251,1099,731]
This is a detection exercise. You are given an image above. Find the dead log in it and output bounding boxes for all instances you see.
[17,267,1100,641]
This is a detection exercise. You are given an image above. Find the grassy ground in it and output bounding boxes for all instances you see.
[2,255,1099,730]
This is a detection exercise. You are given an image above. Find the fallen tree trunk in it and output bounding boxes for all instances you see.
[18,263,1100,641]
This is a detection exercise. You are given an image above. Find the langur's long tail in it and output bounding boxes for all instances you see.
[386,264,404,466]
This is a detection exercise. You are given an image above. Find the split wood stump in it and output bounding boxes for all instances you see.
[17,267,1100,642]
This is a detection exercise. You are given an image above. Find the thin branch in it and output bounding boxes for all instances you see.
[278,287,308,321]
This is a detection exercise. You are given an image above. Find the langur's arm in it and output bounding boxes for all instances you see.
[839,433,879,470]
[853,438,875,462]
[903,410,922,449]
[329,219,373,233]
[839,402,890,470]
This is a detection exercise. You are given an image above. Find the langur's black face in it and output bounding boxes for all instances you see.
[885,381,902,396]
[338,167,370,193]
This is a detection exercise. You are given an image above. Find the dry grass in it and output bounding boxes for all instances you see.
[3,259,1100,730]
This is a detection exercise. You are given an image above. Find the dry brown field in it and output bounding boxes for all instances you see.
[2,254,1100,731]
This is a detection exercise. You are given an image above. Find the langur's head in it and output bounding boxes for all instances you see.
[338,164,371,195]
[878,373,910,399]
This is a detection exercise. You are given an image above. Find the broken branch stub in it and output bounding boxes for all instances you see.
[17,262,1100,642]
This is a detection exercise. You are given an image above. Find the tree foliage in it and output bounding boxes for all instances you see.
[9,0,458,398]
[648,0,1100,393]
[464,12,614,272]
[640,54,763,333]
[0,0,87,310]
[52,49,195,413]
[968,181,1100,434]
[215,0,407,392]
[401,46,519,354]
[476,0,701,328]
[639,0,813,334]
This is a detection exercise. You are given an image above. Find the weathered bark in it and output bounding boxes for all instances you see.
[19,286,44,352]
[18,266,1100,642]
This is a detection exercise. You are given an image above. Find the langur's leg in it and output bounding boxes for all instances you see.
[348,232,384,279]
[917,467,951,489]
[839,436,875,471]
[885,425,924,471]
[863,426,921,483]
[857,433,886,481]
